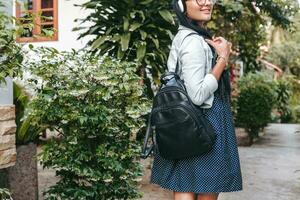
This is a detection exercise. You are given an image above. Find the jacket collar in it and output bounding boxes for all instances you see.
[178,24,198,33]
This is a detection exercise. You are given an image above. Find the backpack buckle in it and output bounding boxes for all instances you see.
[160,72,179,84]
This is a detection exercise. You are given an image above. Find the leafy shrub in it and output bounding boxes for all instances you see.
[26,48,151,200]
[236,72,277,143]
[292,105,300,123]
[276,75,300,123]
[273,76,293,123]
[285,75,300,123]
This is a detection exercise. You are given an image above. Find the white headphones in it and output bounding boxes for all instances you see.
[177,0,185,13]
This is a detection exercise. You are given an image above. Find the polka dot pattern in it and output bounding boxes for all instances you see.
[150,92,243,193]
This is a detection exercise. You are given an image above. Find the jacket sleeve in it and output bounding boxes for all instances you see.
[178,35,218,107]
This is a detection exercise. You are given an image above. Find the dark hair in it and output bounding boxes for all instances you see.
[171,0,231,99]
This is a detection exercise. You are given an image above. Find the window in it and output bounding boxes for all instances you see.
[16,0,58,42]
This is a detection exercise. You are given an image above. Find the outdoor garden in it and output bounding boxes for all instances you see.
[0,0,300,199]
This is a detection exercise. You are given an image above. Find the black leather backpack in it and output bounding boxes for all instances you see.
[141,33,217,160]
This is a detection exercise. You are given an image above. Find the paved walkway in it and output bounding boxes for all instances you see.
[139,123,300,200]
[38,123,300,200]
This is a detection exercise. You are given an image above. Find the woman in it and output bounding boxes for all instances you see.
[150,0,243,200]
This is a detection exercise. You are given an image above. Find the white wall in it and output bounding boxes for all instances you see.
[0,1,13,105]
[14,0,95,51]
[0,1,13,15]
[0,78,13,105]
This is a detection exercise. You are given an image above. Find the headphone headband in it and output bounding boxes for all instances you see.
[178,0,185,13]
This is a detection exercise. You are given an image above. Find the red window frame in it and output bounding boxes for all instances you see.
[16,0,58,42]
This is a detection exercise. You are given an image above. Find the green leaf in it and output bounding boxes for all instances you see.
[117,46,125,60]
[140,0,153,5]
[149,36,159,49]
[139,30,147,40]
[91,36,106,51]
[158,10,174,24]
[123,17,129,31]
[121,33,131,51]
[136,42,146,62]
[129,23,142,32]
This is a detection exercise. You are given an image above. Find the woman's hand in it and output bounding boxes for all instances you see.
[204,37,232,81]
[205,37,232,63]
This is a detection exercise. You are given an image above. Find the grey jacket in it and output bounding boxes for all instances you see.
[167,25,218,108]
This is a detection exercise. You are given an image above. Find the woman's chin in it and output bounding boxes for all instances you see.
[202,14,212,21]
[195,14,211,22]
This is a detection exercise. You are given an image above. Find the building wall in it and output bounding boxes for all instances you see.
[0,1,13,15]
[0,78,13,106]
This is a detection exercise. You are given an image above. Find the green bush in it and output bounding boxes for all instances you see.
[293,105,300,123]
[286,75,300,123]
[273,75,294,123]
[26,47,150,200]
[236,72,277,143]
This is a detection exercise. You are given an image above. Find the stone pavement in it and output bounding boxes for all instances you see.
[38,123,300,200]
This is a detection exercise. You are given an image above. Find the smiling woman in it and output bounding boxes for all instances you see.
[184,0,217,28]
[149,0,243,200]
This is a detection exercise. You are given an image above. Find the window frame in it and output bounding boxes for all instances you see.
[16,0,58,43]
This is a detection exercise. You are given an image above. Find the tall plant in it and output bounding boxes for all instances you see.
[75,0,177,96]
[26,48,151,199]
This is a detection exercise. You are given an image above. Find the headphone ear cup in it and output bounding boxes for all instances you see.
[178,0,184,13]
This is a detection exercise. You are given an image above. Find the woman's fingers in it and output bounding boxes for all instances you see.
[206,38,232,54]
[212,37,222,41]
[213,37,226,43]
[205,39,217,48]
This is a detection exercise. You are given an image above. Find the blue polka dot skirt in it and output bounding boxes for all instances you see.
[150,92,243,193]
